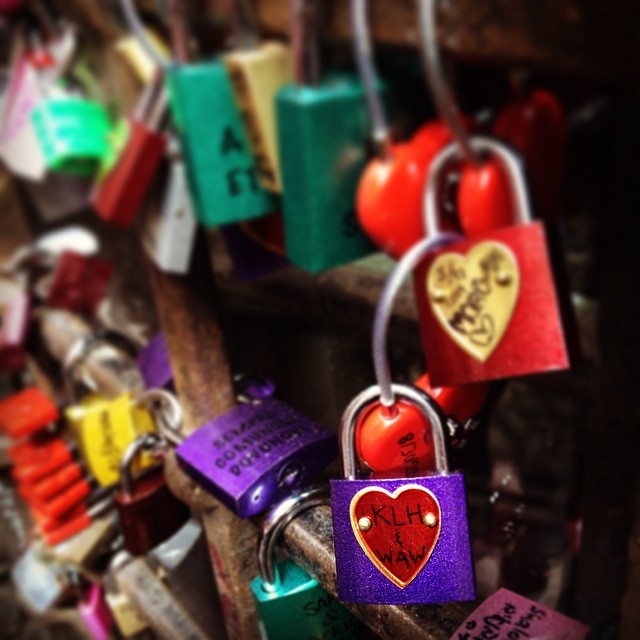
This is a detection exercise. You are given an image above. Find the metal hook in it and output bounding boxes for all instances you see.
[417,0,481,166]
[257,485,329,593]
[119,0,170,68]
[290,0,320,86]
[222,0,259,51]
[350,0,392,160]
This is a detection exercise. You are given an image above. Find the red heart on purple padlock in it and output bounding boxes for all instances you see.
[350,485,441,588]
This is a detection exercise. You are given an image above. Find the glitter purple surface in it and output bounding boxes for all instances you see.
[330,473,476,604]
[137,332,173,390]
[176,397,338,517]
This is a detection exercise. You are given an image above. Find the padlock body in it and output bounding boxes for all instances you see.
[92,118,166,227]
[136,332,173,390]
[251,559,366,640]
[0,291,30,371]
[176,397,337,517]
[413,222,574,386]
[225,42,293,192]
[46,251,113,316]
[165,61,277,226]
[31,97,110,175]
[330,474,475,604]
[115,468,190,555]
[277,77,374,273]
[0,388,59,439]
[67,393,156,487]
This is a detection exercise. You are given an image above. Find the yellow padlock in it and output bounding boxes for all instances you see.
[224,41,293,193]
[65,392,156,487]
[115,31,170,84]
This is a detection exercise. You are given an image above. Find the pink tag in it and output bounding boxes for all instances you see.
[79,583,113,640]
[451,589,589,640]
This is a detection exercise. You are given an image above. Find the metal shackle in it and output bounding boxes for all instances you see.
[63,330,139,404]
[257,485,330,593]
[134,388,184,446]
[290,0,320,87]
[120,432,162,498]
[340,383,449,479]
[424,136,534,237]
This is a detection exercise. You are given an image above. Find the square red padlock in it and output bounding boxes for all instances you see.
[0,387,59,439]
[46,251,113,316]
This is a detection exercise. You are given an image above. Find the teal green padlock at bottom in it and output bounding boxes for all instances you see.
[277,75,375,273]
[31,97,111,176]
[166,62,277,227]
[251,487,368,640]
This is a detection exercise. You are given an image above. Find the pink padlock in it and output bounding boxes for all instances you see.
[79,583,113,640]
[0,292,30,371]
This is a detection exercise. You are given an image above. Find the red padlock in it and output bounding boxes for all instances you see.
[45,251,113,316]
[356,120,455,259]
[457,159,516,237]
[13,442,77,484]
[0,388,59,439]
[413,137,576,386]
[31,461,85,501]
[92,72,167,227]
[355,399,436,477]
[493,89,565,220]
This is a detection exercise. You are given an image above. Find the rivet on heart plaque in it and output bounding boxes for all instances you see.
[426,241,520,362]
[350,485,441,588]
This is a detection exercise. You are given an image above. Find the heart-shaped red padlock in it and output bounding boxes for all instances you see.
[356,121,454,259]
[355,400,435,477]
[493,89,565,220]
[457,159,516,237]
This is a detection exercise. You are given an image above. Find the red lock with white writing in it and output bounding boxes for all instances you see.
[413,137,577,387]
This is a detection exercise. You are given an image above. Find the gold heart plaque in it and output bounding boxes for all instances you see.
[426,241,520,362]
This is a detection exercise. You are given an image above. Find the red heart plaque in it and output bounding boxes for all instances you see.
[350,485,441,588]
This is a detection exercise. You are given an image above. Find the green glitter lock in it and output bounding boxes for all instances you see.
[277,75,374,273]
[31,97,110,176]
[165,61,277,227]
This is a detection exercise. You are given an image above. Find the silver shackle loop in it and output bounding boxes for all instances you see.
[290,0,320,87]
[340,384,449,480]
[120,432,163,498]
[257,485,330,593]
[350,0,392,160]
[135,388,183,444]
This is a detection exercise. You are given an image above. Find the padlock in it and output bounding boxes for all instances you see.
[0,290,30,371]
[31,88,111,176]
[331,383,475,604]
[225,40,293,193]
[12,439,77,485]
[11,544,75,612]
[91,71,168,227]
[493,87,565,220]
[137,331,173,390]
[168,387,338,517]
[31,461,85,501]
[162,7,278,226]
[78,583,114,640]
[251,485,368,640]
[44,250,113,316]
[115,433,190,555]
[276,1,373,272]
[104,584,150,638]
[141,137,197,274]
[413,137,576,386]
[66,392,157,487]
[0,387,59,439]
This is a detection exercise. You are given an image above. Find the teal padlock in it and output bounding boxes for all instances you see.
[31,96,111,176]
[276,0,374,273]
[250,486,368,640]
[166,61,278,227]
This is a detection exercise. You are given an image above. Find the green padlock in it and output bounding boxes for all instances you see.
[276,0,374,273]
[166,61,277,227]
[250,486,367,640]
[31,96,111,176]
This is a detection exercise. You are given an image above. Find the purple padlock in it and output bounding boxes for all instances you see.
[176,397,337,517]
[0,291,30,372]
[137,332,173,390]
[330,383,475,605]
